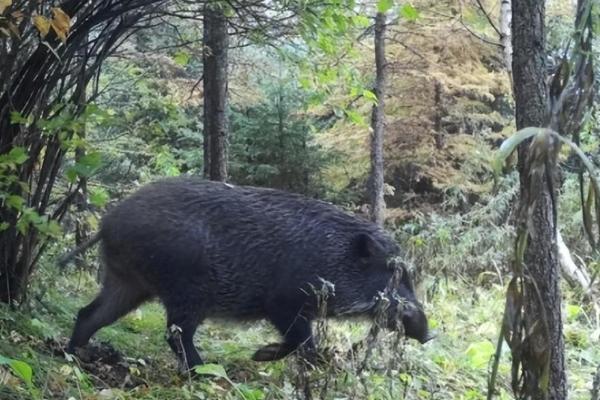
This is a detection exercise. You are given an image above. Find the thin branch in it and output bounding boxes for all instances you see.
[459,15,502,47]
[474,0,502,37]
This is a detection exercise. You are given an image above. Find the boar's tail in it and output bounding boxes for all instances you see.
[57,232,102,268]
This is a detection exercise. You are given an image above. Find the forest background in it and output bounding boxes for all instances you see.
[0,0,599,399]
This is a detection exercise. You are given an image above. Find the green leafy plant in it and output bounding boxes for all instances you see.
[0,354,33,387]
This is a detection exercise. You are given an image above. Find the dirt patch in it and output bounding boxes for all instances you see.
[74,343,146,388]
[47,339,154,389]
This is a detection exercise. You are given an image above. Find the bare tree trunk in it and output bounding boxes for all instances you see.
[369,12,386,227]
[75,42,90,270]
[203,4,229,182]
[512,0,567,398]
[433,80,445,149]
[500,0,512,80]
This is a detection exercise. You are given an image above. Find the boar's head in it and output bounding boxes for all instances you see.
[352,233,432,344]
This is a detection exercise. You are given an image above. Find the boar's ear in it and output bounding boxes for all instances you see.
[353,233,383,260]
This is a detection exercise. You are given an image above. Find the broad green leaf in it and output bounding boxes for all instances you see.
[8,147,28,164]
[69,152,103,180]
[566,304,582,321]
[0,222,9,231]
[298,76,312,89]
[345,109,366,126]
[173,51,190,66]
[6,195,24,210]
[317,35,335,55]
[377,0,393,13]
[65,167,78,183]
[333,14,348,32]
[16,218,29,234]
[89,187,109,207]
[400,4,420,21]
[0,355,33,387]
[352,15,371,28]
[194,363,228,379]
[238,385,266,400]
[9,111,29,125]
[10,359,33,386]
[222,4,235,18]
[362,89,378,104]
[41,220,62,237]
[465,340,495,368]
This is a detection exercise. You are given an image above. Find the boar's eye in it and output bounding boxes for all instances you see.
[353,233,384,260]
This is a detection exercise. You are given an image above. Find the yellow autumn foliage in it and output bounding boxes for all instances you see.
[33,15,50,38]
[0,0,11,15]
[50,7,70,43]
[32,8,70,42]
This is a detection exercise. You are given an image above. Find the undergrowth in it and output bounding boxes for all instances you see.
[0,265,598,399]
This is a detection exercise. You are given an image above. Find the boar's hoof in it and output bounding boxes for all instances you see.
[252,343,291,362]
[252,343,321,366]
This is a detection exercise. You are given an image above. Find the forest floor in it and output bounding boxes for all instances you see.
[1,265,598,400]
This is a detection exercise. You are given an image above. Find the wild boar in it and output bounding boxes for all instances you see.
[63,178,430,369]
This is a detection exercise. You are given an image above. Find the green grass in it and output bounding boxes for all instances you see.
[1,266,598,399]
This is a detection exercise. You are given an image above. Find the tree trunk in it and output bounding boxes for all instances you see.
[500,0,512,80]
[512,0,567,398]
[203,4,229,182]
[75,43,90,270]
[369,12,386,227]
[276,79,285,189]
[433,80,445,149]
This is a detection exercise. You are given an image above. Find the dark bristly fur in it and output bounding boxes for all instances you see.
[65,177,430,369]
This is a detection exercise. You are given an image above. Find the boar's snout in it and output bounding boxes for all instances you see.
[383,298,431,344]
[401,302,432,343]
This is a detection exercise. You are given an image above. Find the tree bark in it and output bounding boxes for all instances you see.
[512,0,567,398]
[369,12,386,227]
[203,4,229,182]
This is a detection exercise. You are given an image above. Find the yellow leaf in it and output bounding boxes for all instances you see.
[0,0,12,15]
[50,7,70,43]
[33,15,50,38]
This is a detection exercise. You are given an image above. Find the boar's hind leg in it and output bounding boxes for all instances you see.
[68,272,150,353]
[253,297,316,363]
[164,299,204,370]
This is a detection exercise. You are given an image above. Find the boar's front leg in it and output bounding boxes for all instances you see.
[253,293,316,363]
[164,299,204,371]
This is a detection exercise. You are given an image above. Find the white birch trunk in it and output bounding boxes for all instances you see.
[500,0,512,78]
